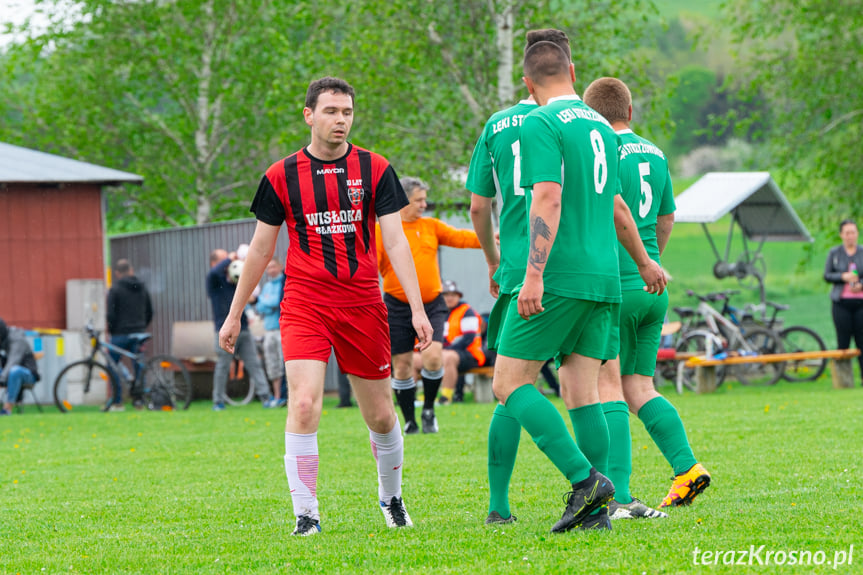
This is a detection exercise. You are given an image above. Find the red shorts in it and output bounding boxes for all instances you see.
[280,299,392,380]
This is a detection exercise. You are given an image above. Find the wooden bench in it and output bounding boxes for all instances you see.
[467,351,702,403]
[464,366,496,403]
[171,321,218,373]
[684,349,861,393]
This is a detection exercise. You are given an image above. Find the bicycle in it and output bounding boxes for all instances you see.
[673,289,785,390]
[53,323,192,413]
[717,297,828,383]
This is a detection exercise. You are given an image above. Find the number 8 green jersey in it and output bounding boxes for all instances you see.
[616,129,675,291]
[519,95,621,303]
[466,100,538,294]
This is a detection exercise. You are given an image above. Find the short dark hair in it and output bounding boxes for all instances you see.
[523,41,570,84]
[840,219,857,233]
[305,77,355,111]
[525,29,571,61]
[583,77,632,124]
[114,258,132,276]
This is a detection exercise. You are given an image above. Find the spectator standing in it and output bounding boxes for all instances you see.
[0,318,41,415]
[256,257,287,407]
[376,177,482,434]
[825,219,863,384]
[438,281,485,404]
[105,259,153,411]
[207,249,270,410]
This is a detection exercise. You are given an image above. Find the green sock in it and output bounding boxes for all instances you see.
[602,401,633,504]
[569,403,610,516]
[638,396,698,476]
[568,403,609,476]
[487,404,521,518]
[504,384,591,484]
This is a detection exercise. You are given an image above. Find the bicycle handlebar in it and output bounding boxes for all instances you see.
[685,289,740,303]
[84,321,101,340]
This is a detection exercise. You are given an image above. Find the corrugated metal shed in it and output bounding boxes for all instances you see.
[674,172,812,242]
[110,219,290,357]
[0,141,143,185]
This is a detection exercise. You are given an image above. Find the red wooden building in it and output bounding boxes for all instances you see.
[0,142,142,330]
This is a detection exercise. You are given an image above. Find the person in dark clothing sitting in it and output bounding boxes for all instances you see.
[0,318,41,415]
[105,259,154,411]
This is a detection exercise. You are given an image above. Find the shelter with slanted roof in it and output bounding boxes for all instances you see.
[674,171,812,307]
[0,142,142,329]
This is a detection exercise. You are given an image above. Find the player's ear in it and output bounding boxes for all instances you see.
[522,76,535,96]
[303,107,314,127]
[569,63,575,83]
[628,104,633,122]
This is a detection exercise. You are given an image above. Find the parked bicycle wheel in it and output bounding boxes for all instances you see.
[144,355,193,410]
[53,360,116,413]
[780,326,827,382]
[675,330,726,392]
[733,326,785,386]
[225,358,255,406]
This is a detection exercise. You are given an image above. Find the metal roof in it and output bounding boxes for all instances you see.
[0,141,143,185]
[674,172,812,242]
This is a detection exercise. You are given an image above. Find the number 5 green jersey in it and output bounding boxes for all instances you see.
[466,100,538,294]
[519,95,621,303]
[615,129,675,291]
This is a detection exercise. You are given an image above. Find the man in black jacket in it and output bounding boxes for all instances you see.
[0,318,41,415]
[105,259,154,411]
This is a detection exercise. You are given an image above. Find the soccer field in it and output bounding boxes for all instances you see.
[3,379,861,574]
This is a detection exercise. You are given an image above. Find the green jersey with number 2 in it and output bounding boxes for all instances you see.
[519,95,621,303]
[616,129,675,291]
[466,100,538,294]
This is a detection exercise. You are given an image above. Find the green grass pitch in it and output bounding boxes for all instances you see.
[2,377,861,574]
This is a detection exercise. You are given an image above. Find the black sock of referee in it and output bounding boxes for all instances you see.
[421,367,444,411]
[392,377,416,424]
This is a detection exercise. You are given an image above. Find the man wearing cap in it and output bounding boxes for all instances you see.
[438,280,485,405]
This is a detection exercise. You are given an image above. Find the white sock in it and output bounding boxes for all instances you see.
[369,417,403,503]
[284,432,319,521]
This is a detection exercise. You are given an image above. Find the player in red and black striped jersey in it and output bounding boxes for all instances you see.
[219,77,432,536]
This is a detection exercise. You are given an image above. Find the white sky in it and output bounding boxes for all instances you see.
[1,0,50,47]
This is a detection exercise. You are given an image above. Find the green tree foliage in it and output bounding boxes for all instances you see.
[723,0,863,240]
[312,0,658,205]
[1,0,657,228]
[667,66,716,152]
[663,65,766,158]
[1,0,315,228]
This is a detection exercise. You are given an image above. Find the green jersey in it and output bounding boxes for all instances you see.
[519,95,621,303]
[616,129,675,291]
[466,100,538,294]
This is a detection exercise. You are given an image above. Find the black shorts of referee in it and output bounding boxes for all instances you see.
[384,293,448,354]
[452,348,480,372]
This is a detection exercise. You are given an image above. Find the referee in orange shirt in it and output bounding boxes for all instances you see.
[377,177,481,433]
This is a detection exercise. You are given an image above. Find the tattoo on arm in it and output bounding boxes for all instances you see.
[529,216,551,271]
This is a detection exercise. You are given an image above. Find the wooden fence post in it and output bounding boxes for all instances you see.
[831,359,855,389]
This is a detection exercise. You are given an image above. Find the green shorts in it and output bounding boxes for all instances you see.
[497,291,620,361]
[618,289,669,376]
[486,292,514,352]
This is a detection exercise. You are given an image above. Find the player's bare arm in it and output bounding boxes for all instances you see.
[657,212,675,255]
[378,212,434,350]
[219,221,280,353]
[469,193,501,298]
[519,181,561,320]
[613,195,666,295]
